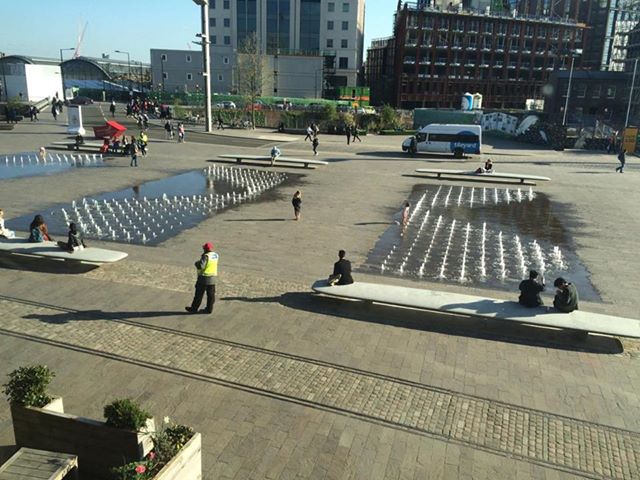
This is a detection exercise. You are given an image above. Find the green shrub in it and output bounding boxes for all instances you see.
[153,422,195,463]
[3,365,55,407]
[104,398,152,431]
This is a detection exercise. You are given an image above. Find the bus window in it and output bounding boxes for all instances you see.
[416,132,427,142]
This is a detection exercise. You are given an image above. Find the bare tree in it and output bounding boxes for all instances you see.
[236,32,268,129]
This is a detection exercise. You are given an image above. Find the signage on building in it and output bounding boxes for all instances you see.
[623,127,638,153]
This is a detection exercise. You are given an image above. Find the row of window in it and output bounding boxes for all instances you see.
[159,55,230,65]
[328,2,350,13]
[326,39,349,48]
[210,35,232,45]
[327,20,349,31]
[209,17,231,28]
[210,0,230,9]
[162,72,225,82]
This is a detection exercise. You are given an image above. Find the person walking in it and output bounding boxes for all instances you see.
[616,149,626,173]
[292,190,302,221]
[130,139,139,167]
[217,114,225,130]
[185,242,219,314]
[304,124,313,141]
[351,125,361,142]
[177,123,185,143]
[109,100,116,117]
[51,104,58,121]
[345,125,351,145]
[139,131,148,157]
[164,120,173,140]
[312,135,319,155]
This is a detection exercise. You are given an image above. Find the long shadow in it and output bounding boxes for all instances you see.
[0,253,100,274]
[354,222,394,226]
[270,292,622,354]
[401,174,535,186]
[22,309,185,324]
[224,218,288,222]
[354,151,468,161]
[205,159,313,170]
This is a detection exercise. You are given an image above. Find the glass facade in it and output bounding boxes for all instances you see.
[300,0,321,51]
[237,0,257,47]
[267,0,291,52]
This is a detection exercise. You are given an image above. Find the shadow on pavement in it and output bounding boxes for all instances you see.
[400,174,536,186]
[0,253,100,274]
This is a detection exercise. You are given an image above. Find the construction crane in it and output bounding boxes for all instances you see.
[73,21,88,59]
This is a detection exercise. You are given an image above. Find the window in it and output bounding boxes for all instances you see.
[224,35,231,45]
[341,39,348,48]
[328,2,335,11]
[223,0,229,8]
[161,54,167,61]
[575,83,586,98]
[328,20,334,30]
[606,86,616,98]
[342,21,348,30]
[339,57,348,69]
[591,85,601,98]
[186,55,192,62]
[209,17,216,27]
[186,73,193,80]
[162,72,168,79]
[428,133,479,143]
[327,39,334,48]
[211,0,215,7]
[210,35,217,45]
[218,74,223,81]
[224,18,230,27]
[223,56,229,64]
[342,2,349,12]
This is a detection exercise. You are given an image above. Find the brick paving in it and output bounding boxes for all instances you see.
[1,294,638,479]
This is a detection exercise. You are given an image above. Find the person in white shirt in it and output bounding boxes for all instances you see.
[0,209,16,239]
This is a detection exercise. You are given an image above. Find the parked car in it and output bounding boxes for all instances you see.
[65,96,94,106]
[215,101,236,109]
[355,106,376,115]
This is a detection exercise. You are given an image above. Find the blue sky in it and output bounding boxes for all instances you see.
[0,0,393,62]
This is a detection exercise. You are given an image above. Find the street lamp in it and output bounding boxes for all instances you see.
[193,0,213,133]
[114,50,132,92]
[562,53,580,127]
[625,57,638,128]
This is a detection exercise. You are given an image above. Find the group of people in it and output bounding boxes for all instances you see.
[345,125,362,145]
[12,214,87,253]
[164,121,186,142]
[518,270,579,313]
[304,123,320,155]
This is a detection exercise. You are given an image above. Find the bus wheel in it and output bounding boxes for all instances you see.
[454,148,464,159]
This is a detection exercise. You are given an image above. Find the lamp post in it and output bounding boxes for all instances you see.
[562,55,575,127]
[625,57,638,128]
[114,50,132,92]
[193,0,213,133]
[59,48,74,100]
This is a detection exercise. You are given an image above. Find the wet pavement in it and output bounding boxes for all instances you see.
[0,152,108,180]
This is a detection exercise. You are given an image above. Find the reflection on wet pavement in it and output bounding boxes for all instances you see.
[0,152,107,180]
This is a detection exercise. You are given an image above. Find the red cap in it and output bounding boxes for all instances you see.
[203,242,214,251]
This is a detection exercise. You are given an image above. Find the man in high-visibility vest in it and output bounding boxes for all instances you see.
[185,242,218,314]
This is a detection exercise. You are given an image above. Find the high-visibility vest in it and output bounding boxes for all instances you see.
[200,252,218,277]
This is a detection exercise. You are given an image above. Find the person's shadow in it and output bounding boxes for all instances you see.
[23,310,184,324]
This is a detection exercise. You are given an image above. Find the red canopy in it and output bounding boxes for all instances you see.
[93,120,127,140]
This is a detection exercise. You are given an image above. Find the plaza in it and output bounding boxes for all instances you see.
[0,107,639,479]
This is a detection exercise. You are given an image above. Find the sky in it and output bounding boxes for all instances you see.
[0,0,394,63]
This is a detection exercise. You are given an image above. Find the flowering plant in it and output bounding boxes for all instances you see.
[112,451,158,479]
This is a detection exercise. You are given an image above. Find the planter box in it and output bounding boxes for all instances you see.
[10,397,154,480]
[153,432,202,480]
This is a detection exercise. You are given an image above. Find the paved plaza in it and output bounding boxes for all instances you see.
[1,108,639,479]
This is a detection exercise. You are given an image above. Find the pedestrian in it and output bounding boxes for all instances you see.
[401,201,410,228]
[164,120,173,139]
[130,138,139,167]
[185,242,219,314]
[616,149,626,173]
[328,250,354,286]
[304,124,313,141]
[351,125,361,142]
[28,106,34,122]
[312,135,319,156]
[552,277,579,313]
[292,190,302,221]
[32,106,39,121]
[139,131,148,156]
[51,104,58,121]
[270,145,281,166]
[38,146,46,161]
[217,114,224,130]
[346,125,351,145]
[109,99,116,117]
[312,122,319,136]
[177,123,185,143]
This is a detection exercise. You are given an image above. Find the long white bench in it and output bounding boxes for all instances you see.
[219,154,328,169]
[311,280,640,339]
[0,238,128,265]
[415,168,551,184]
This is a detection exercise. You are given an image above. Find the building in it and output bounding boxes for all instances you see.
[0,55,63,102]
[61,56,151,95]
[366,0,587,109]
[366,37,396,106]
[543,70,637,127]
[207,0,365,96]
[150,49,204,94]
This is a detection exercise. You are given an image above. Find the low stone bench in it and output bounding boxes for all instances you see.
[50,141,104,152]
[415,168,551,184]
[218,154,328,169]
[0,447,78,480]
[311,280,640,339]
[0,238,128,266]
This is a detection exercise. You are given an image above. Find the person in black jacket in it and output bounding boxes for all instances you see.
[329,250,354,285]
[553,277,579,313]
[518,270,545,307]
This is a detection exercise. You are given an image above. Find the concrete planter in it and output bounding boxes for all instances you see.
[10,397,154,480]
[152,432,202,480]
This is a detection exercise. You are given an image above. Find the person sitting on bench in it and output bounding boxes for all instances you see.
[484,159,493,173]
[28,214,53,242]
[0,208,16,239]
[57,222,86,252]
[518,270,545,307]
[553,277,579,313]
[328,249,354,286]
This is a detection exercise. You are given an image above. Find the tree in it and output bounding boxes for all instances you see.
[236,32,268,129]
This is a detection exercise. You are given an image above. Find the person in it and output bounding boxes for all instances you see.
[177,123,185,143]
[139,131,148,156]
[312,135,319,156]
[109,99,116,117]
[57,222,86,252]
[38,146,47,161]
[518,270,545,307]
[270,145,281,166]
[346,125,351,145]
[130,138,139,167]
[553,277,579,313]
[304,125,313,141]
[100,138,110,154]
[352,125,362,143]
[312,122,319,137]
[74,134,84,151]
[185,242,219,314]
[51,104,58,121]
[408,135,417,156]
[28,215,53,242]
[401,201,410,227]
[164,120,173,139]
[292,190,302,221]
[328,250,354,286]
[484,159,493,172]
[31,105,38,121]
[217,114,224,130]
[111,137,121,154]
[616,149,626,173]
[0,209,16,239]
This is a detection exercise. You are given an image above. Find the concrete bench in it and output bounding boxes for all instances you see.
[0,238,128,266]
[219,154,328,169]
[50,141,104,152]
[0,447,78,480]
[415,168,550,184]
[311,280,640,339]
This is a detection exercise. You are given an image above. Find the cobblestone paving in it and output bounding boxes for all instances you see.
[1,296,639,479]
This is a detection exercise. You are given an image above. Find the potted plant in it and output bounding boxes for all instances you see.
[103,398,156,456]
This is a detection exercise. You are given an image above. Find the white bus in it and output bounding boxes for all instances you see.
[402,124,482,158]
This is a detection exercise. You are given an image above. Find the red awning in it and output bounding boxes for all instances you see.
[93,120,127,140]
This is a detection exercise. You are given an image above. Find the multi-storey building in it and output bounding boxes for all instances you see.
[150,49,204,94]
[208,0,365,96]
[367,0,586,109]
